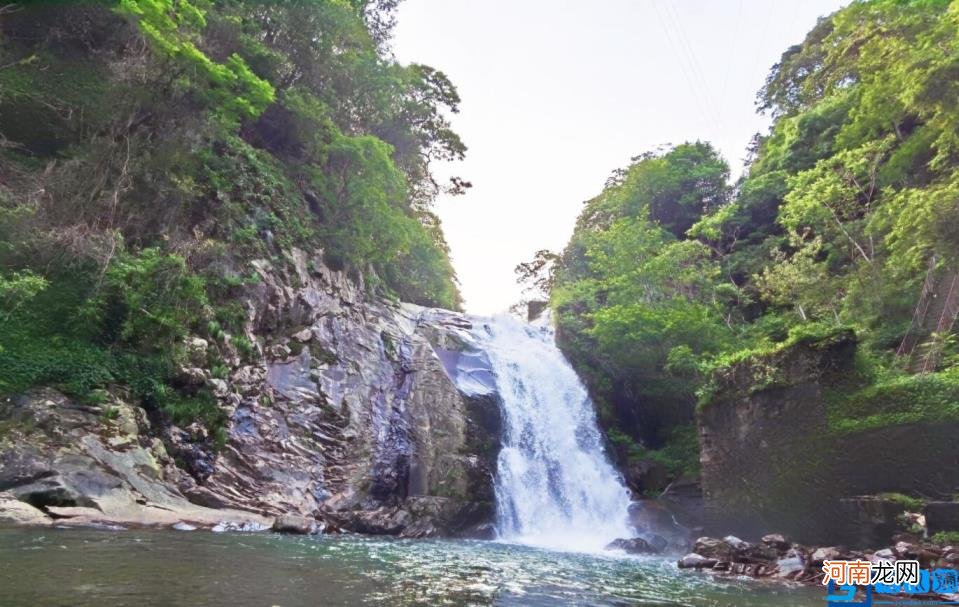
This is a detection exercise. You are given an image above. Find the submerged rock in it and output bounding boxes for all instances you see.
[606,537,660,554]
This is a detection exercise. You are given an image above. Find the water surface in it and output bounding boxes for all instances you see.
[0,527,823,606]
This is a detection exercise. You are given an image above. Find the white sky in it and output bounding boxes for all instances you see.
[393,0,846,314]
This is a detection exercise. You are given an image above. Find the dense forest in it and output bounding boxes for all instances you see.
[547,0,959,481]
[0,1,464,436]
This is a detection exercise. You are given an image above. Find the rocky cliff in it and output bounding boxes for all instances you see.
[0,250,501,537]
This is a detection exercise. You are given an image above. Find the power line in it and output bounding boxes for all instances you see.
[660,0,724,129]
[650,0,716,132]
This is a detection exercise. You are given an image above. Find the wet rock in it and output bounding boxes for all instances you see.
[606,537,659,554]
[646,533,669,553]
[268,343,291,359]
[678,553,718,569]
[762,533,789,551]
[272,514,315,534]
[694,537,733,561]
[724,535,749,550]
[526,300,548,322]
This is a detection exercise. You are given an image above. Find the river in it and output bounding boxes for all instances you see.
[0,527,822,606]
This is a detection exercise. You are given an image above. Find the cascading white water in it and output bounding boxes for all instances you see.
[476,313,632,553]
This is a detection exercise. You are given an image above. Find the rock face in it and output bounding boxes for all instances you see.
[0,249,502,536]
[698,329,959,546]
[0,390,269,529]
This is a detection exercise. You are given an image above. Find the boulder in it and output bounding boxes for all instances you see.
[810,546,843,564]
[0,492,50,526]
[762,533,789,552]
[271,514,315,535]
[694,537,733,560]
[724,535,750,550]
[894,541,921,559]
[678,553,718,569]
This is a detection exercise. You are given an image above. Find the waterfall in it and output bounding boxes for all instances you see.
[475,313,632,553]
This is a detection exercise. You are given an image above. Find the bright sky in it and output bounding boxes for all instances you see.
[393,0,846,314]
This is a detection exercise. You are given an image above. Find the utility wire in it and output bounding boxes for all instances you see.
[650,0,715,132]
[660,0,724,128]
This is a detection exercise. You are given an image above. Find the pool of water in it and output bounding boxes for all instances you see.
[0,527,823,606]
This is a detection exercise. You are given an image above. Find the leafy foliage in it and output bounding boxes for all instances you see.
[553,0,959,475]
[0,0,466,437]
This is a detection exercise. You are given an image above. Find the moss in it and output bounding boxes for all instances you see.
[827,367,959,433]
